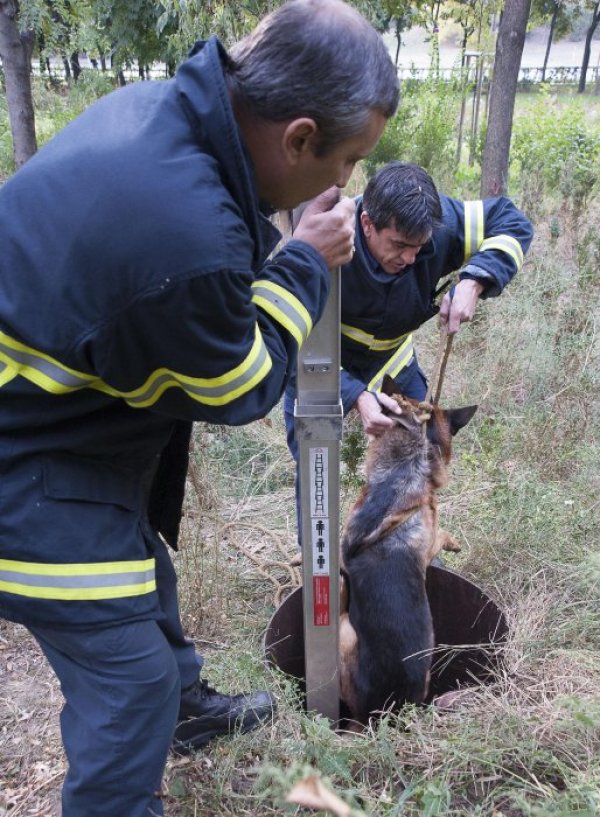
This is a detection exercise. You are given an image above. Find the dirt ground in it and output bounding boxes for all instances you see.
[0,620,63,816]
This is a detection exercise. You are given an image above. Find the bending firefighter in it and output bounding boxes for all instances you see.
[284,161,534,520]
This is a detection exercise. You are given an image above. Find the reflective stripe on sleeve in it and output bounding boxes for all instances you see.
[0,325,273,407]
[0,360,17,387]
[341,324,410,352]
[367,334,414,392]
[463,200,485,263]
[478,235,524,270]
[0,558,156,600]
[123,326,272,408]
[251,280,313,347]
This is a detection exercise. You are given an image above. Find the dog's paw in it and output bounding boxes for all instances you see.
[438,529,462,552]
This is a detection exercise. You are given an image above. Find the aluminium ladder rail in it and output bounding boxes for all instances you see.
[294,264,342,722]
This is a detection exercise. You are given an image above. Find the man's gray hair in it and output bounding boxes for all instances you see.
[228,0,399,155]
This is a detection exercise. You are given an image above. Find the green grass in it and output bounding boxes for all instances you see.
[0,74,599,817]
[165,162,600,816]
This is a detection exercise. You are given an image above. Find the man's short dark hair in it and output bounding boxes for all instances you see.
[228,0,399,156]
[363,162,442,239]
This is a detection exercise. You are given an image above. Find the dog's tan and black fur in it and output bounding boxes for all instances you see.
[339,376,477,724]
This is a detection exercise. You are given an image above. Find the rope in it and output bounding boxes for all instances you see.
[218,520,302,606]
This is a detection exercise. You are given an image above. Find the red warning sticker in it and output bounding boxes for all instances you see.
[313,575,330,626]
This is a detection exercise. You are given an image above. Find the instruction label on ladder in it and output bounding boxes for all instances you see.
[309,447,330,626]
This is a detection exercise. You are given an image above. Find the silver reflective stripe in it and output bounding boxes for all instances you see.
[251,281,312,347]
[124,333,271,407]
[341,323,409,352]
[0,325,273,408]
[0,568,155,588]
[479,235,524,269]
[0,333,94,391]
[463,200,485,263]
[0,557,157,600]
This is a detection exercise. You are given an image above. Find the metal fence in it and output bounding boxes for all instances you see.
[1,58,599,89]
[397,64,600,86]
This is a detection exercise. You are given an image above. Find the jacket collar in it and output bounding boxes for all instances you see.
[175,37,280,267]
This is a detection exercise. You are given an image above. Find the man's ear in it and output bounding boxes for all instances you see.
[282,118,318,165]
[360,209,376,239]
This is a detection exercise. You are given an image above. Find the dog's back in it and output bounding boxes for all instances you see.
[342,540,433,721]
[340,387,477,724]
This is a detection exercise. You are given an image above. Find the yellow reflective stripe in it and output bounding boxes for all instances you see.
[123,326,273,408]
[368,334,414,391]
[0,361,17,387]
[251,281,313,347]
[0,582,157,600]
[0,330,102,394]
[0,325,273,408]
[463,200,485,262]
[341,324,410,352]
[479,235,524,270]
[0,558,156,601]
[341,323,374,346]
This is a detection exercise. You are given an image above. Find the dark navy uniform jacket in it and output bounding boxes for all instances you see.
[314,195,533,413]
[0,38,330,627]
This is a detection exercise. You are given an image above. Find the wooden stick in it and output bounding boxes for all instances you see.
[433,333,454,404]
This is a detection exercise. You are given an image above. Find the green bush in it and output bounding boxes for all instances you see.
[362,72,463,186]
[35,70,118,147]
[512,89,600,211]
[0,88,15,180]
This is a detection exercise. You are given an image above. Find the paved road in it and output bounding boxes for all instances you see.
[387,25,600,71]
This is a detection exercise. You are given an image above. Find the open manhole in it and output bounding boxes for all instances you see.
[264,565,508,712]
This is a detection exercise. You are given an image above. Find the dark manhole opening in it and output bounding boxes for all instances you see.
[264,565,508,720]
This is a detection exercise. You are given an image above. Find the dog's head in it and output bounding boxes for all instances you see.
[372,375,477,485]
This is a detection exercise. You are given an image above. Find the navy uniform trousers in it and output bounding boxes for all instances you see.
[26,528,201,817]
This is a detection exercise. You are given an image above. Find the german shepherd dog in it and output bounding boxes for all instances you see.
[339,376,477,725]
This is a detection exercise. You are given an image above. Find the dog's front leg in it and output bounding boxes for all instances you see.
[437,528,461,553]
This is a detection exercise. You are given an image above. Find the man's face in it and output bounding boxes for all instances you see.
[259,110,387,210]
[361,211,430,275]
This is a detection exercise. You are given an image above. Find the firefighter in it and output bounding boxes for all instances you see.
[0,2,399,814]
[284,161,534,516]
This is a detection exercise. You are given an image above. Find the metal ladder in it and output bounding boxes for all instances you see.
[294,265,342,722]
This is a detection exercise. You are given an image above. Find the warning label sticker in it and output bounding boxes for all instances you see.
[313,576,330,626]
[309,447,330,625]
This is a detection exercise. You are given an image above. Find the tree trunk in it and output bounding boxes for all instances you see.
[578,0,600,93]
[542,5,559,83]
[70,52,81,81]
[0,0,37,167]
[480,0,531,197]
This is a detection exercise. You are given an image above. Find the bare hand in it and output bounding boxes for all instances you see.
[355,390,401,437]
[439,279,485,334]
[293,187,357,269]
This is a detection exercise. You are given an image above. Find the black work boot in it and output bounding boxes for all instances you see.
[172,678,276,755]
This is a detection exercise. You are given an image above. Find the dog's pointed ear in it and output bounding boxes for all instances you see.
[381,375,398,397]
[446,405,478,436]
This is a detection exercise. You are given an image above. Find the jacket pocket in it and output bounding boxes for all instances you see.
[42,453,140,511]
